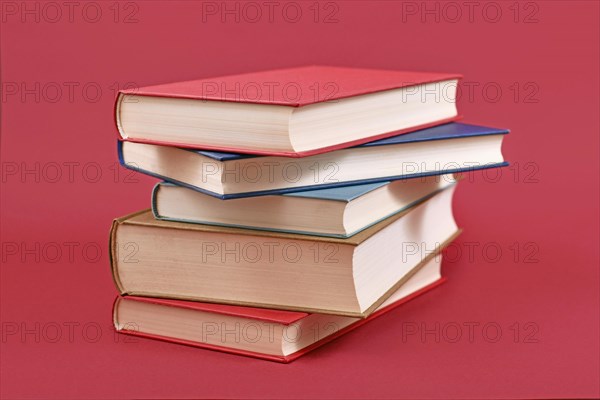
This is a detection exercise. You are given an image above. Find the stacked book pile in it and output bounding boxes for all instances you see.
[110,66,508,362]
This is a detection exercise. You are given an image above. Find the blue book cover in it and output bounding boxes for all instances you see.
[284,181,390,202]
[119,122,509,199]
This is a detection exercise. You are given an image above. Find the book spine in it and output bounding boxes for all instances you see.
[108,218,127,294]
[150,182,162,220]
[114,92,126,140]
[108,210,151,295]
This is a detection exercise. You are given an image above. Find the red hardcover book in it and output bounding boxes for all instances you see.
[115,66,461,157]
[113,256,445,363]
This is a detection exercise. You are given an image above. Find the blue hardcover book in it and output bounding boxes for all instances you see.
[119,122,508,199]
[152,176,457,238]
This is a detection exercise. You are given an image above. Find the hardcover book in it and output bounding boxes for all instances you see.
[110,186,459,317]
[152,174,456,237]
[115,65,461,156]
[119,122,508,199]
[113,255,445,362]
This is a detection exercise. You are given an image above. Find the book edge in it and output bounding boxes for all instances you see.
[116,185,456,246]
[151,181,456,239]
[358,229,460,317]
[112,277,447,363]
[283,276,448,362]
[116,229,460,317]
[117,115,461,158]
[120,151,507,199]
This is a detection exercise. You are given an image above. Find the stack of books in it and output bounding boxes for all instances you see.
[110,66,508,362]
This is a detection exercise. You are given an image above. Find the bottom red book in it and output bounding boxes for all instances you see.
[113,255,445,363]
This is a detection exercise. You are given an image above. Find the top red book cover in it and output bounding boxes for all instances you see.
[120,65,462,107]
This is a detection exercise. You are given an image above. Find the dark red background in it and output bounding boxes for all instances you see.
[1,1,598,398]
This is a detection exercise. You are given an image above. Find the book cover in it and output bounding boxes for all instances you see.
[118,65,461,107]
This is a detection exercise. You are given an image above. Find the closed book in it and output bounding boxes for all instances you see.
[152,174,456,238]
[119,122,508,199]
[115,65,461,157]
[113,255,445,363]
[110,186,459,317]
